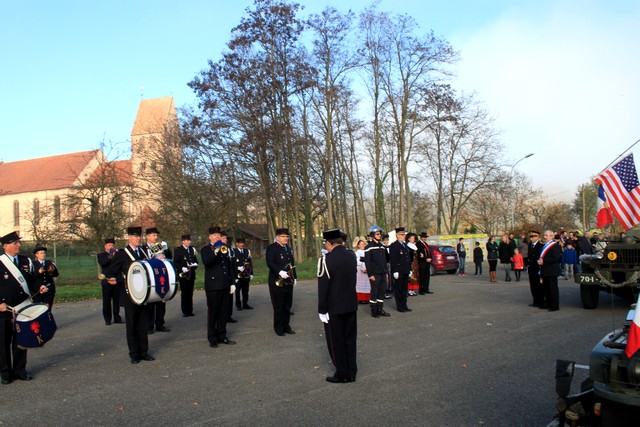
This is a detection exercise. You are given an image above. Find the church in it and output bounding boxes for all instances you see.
[0,96,180,242]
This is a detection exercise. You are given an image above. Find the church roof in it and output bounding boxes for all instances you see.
[131,96,176,136]
[85,159,133,187]
[0,150,99,195]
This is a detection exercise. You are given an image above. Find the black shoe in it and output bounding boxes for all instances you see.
[227,318,238,324]
[114,317,124,324]
[15,374,32,381]
[289,311,294,315]
[220,338,236,345]
[183,313,195,317]
[404,308,413,312]
[285,330,296,335]
[209,342,218,348]
[140,354,155,361]
[384,294,392,299]
[425,291,434,294]
[1,378,11,385]
[156,326,171,332]
[131,357,140,364]
[379,309,391,317]
[325,376,350,383]
[276,331,285,336]
[539,305,549,309]
[528,304,540,307]
[243,305,253,310]
[505,277,511,282]
[548,307,559,312]
[371,311,380,318]
[105,321,112,326]
[236,306,243,311]
[418,292,426,295]
[148,329,155,335]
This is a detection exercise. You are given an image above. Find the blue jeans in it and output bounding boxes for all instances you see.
[459,257,466,274]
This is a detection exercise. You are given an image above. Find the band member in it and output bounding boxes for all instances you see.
[234,238,253,311]
[527,230,544,308]
[388,227,413,312]
[317,229,358,383]
[111,226,155,364]
[221,232,237,324]
[538,229,563,311]
[201,226,236,348]
[265,228,297,336]
[0,231,39,383]
[364,225,391,318]
[142,227,172,334]
[31,245,59,308]
[97,238,122,325]
[174,234,198,317]
[416,232,433,294]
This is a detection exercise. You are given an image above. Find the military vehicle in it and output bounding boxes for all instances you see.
[553,233,640,425]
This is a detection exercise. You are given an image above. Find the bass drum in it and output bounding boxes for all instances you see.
[126,259,177,305]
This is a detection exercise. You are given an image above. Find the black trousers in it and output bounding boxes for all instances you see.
[101,281,121,323]
[148,302,166,331]
[324,311,358,381]
[528,268,543,306]
[474,261,482,275]
[124,303,150,359]
[418,262,431,292]
[179,278,195,316]
[268,283,293,334]
[369,274,386,302]
[235,278,250,307]
[543,275,559,310]
[206,290,229,344]
[393,274,409,311]
[0,317,27,381]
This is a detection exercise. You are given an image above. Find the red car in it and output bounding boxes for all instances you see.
[428,245,459,275]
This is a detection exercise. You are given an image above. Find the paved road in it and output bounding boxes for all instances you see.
[1,272,631,426]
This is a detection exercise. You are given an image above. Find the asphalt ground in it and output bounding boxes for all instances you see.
[0,269,631,427]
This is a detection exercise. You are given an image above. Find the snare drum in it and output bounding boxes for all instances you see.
[14,303,57,349]
[126,259,177,305]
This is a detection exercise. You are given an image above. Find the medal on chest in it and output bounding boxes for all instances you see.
[3,272,8,280]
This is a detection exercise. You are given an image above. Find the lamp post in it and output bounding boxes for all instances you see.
[510,153,534,231]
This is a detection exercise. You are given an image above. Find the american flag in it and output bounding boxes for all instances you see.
[596,154,640,230]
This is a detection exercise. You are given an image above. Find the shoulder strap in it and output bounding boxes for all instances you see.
[0,254,31,295]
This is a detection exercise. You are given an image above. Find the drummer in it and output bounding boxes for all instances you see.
[0,231,38,384]
[111,226,155,364]
[32,245,59,308]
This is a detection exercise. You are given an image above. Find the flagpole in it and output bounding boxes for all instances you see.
[599,138,640,173]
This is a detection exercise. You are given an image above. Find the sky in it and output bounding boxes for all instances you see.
[1,0,639,201]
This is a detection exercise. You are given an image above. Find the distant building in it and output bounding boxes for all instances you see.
[0,96,179,241]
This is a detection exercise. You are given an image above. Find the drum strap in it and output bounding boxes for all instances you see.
[1,254,31,295]
[124,247,137,261]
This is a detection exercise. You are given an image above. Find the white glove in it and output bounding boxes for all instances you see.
[409,271,413,278]
[279,271,289,279]
[250,275,254,280]
[393,272,399,279]
[238,266,245,272]
[319,313,330,323]
[182,267,189,273]
[191,263,198,268]
[230,284,236,294]
[294,279,297,286]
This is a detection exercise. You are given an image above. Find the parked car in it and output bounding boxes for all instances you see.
[428,245,459,275]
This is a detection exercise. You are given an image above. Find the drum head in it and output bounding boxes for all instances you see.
[127,261,150,304]
[16,303,48,320]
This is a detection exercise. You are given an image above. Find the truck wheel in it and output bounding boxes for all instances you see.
[580,285,599,309]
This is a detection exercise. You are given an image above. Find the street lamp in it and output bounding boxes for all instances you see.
[510,153,534,230]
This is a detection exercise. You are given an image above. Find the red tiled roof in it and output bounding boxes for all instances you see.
[86,159,133,187]
[0,150,98,195]
[131,96,176,136]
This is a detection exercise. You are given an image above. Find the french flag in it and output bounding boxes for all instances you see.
[626,293,640,358]
[596,185,613,228]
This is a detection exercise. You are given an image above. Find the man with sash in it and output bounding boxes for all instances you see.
[201,226,236,348]
[234,238,253,311]
[111,226,155,364]
[174,234,198,317]
[416,232,433,295]
[220,231,238,324]
[537,229,563,311]
[142,227,172,334]
[97,238,123,325]
[0,231,41,383]
[388,227,413,313]
[265,228,297,336]
[317,229,358,383]
[527,230,544,308]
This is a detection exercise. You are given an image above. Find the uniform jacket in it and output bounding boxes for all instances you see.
[201,243,233,291]
[364,240,388,274]
[265,242,296,286]
[233,247,253,279]
[174,245,198,281]
[0,253,35,318]
[528,241,543,271]
[539,241,563,277]
[416,240,431,265]
[98,250,121,283]
[318,245,358,315]
[388,240,412,275]
[32,259,59,293]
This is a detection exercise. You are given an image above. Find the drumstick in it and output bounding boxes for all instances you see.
[4,304,34,319]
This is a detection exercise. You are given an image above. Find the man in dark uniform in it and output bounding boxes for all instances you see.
[200,226,236,348]
[527,230,544,308]
[142,227,172,334]
[31,245,59,307]
[265,228,297,336]
[111,226,155,364]
[221,231,238,324]
[416,232,433,295]
[174,234,198,317]
[388,227,413,312]
[538,229,563,311]
[363,225,390,318]
[234,238,253,311]
[0,231,40,383]
[97,238,123,325]
[317,229,358,383]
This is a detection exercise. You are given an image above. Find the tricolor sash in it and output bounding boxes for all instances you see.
[539,241,557,259]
